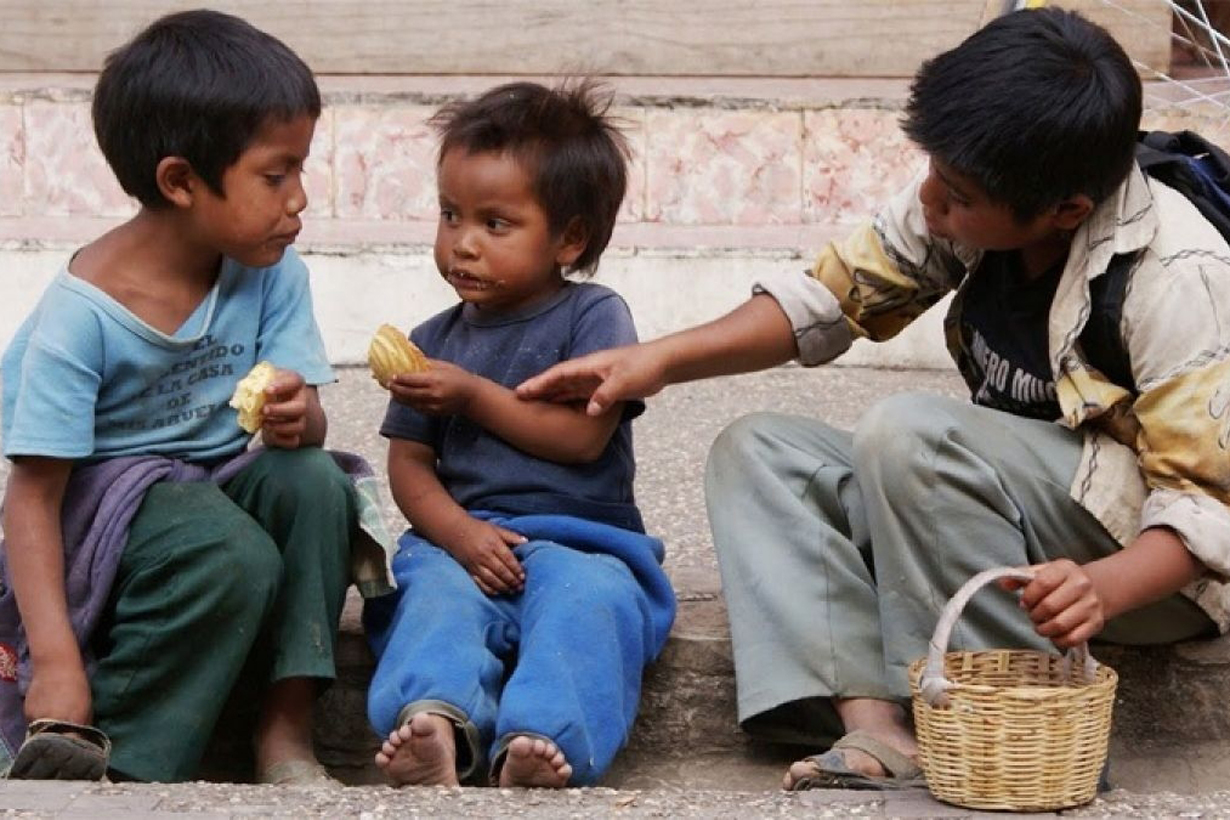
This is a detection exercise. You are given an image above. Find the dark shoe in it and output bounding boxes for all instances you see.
[7,719,110,780]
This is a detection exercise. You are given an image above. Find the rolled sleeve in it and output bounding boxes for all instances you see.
[751,270,851,367]
[1142,488,1230,581]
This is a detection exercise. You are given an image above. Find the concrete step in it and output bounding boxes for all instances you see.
[291,367,1230,795]
[308,593,789,790]
[302,591,1230,793]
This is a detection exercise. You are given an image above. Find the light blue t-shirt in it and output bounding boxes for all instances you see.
[2,247,334,464]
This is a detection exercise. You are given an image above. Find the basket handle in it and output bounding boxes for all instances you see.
[918,566,1100,709]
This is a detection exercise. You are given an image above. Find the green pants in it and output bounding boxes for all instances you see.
[88,448,355,782]
[705,393,1216,747]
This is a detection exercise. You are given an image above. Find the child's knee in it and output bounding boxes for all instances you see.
[852,393,963,488]
[162,512,282,619]
[217,521,282,600]
[708,411,790,472]
[854,393,960,459]
[261,448,352,505]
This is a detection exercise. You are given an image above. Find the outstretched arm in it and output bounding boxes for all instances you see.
[3,456,93,726]
[517,293,798,416]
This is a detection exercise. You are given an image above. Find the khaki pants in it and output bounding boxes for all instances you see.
[705,393,1214,747]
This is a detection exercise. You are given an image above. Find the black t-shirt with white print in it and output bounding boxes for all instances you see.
[958,250,1063,421]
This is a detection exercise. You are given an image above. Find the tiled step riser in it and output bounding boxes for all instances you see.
[2,78,1222,371]
[0,78,921,229]
[0,78,1219,237]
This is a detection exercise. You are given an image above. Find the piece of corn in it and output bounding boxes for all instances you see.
[229,360,277,433]
[368,324,429,388]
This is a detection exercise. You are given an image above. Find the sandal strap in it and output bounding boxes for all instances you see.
[831,730,921,779]
[25,719,112,756]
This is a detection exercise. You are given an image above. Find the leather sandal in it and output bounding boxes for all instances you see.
[8,719,111,781]
[785,730,926,791]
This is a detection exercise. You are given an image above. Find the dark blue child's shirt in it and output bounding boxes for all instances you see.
[380,282,646,532]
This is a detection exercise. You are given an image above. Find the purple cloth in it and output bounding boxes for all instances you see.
[0,451,263,764]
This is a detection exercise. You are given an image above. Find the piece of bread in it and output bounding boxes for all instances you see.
[229,360,277,433]
[368,324,429,388]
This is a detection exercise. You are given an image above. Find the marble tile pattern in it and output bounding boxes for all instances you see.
[616,106,648,224]
[0,105,23,217]
[645,109,803,225]
[803,109,926,225]
[23,101,134,218]
[303,108,336,221]
[332,104,439,222]
[2,97,939,235]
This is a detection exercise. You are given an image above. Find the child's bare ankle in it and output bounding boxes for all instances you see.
[254,678,320,769]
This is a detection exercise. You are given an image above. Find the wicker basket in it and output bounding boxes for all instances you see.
[907,567,1117,812]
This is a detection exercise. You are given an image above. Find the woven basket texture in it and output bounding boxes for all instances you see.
[908,648,1117,811]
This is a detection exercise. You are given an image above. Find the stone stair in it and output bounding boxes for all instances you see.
[295,367,1230,795]
[309,592,1230,793]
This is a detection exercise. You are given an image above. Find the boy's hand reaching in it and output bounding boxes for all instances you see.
[260,368,311,448]
[1000,559,1105,649]
[389,360,480,415]
[445,517,527,596]
[517,344,667,416]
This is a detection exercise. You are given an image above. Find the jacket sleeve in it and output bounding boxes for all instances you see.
[753,169,970,366]
[1124,185,1230,578]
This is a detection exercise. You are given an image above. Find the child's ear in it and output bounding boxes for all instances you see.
[555,217,590,269]
[1052,194,1095,232]
[155,156,199,208]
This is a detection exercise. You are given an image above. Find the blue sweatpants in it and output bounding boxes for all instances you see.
[364,514,675,785]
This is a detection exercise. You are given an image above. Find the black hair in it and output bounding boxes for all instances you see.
[902,7,1141,219]
[92,9,321,207]
[430,80,629,275]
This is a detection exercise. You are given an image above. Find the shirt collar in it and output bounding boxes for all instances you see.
[1070,163,1157,284]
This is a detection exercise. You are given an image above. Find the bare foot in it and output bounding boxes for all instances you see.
[254,677,321,778]
[497,735,572,788]
[375,712,459,787]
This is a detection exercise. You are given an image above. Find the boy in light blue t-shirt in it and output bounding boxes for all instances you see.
[0,10,389,785]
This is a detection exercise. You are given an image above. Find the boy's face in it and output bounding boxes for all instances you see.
[433,148,584,314]
[191,114,315,269]
[918,158,1063,254]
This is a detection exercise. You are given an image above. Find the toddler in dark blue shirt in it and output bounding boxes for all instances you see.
[363,80,675,789]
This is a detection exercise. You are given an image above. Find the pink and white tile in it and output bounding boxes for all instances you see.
[0,106,23,217]
[332,105,438,221]
[616,106,647,223]
[803,109,925,225]
[24,101,134,217]
[646,109,803,226]
[304,108,335,220]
